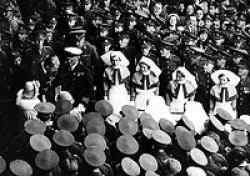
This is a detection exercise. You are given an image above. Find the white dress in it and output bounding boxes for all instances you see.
[105,67,130,114]
[211,85,237,119]
[170,81,209,134]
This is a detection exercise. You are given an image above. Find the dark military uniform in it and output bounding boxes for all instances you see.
[159,54,181,100]
[237,76,250,115]
[195,69,214,113]
[55,63,94,105]
[23,45,54,80]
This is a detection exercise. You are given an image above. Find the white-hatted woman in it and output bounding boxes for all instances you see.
[210,70,240,119]
[102,51,130,114]
[132,56,162,111]
[16,81,41,120]
[167,67,209,134]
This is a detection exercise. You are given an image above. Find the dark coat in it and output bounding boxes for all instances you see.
[55,63,94,105]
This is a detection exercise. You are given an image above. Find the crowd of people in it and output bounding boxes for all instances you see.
[1,0,250,175]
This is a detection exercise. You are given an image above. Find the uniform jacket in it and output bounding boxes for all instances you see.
[55,63,94,105]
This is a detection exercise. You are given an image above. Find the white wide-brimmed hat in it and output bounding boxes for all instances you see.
[211,70,240,86]
[172,67,197,89]
[101,51,129,67]
[136,56,162,77]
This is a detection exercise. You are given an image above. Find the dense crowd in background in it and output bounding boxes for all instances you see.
[0,0,250,175]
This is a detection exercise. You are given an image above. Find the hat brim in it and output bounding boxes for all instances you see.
[211,70,240,86]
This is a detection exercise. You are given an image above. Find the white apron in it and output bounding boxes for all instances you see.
[108,84,130,114]
[171,84,209,134]
[135,88,155,111]
[213,101,237,119]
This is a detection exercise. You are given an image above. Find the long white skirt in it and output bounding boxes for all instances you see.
[108,84,130,114]
[135,89,155,111]
[184,101,209,134]
[213,102,237,119]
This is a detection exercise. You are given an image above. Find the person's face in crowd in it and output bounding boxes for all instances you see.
[221,22,228,30]
[237,19,246,29]
[200,2,209,14]
[217,58,226,68]
[4,10,14,19]
[222,0,230,6]
[153,3,163,16]
[68,16,77,28]
[111,55,121,67]
[196,10,204,20]
[176,71,185,82]
[45,55,60,73]
[129,19,137,29]
[104,0,111,7]
[85,2,92,11]
[140,63,150,75]
[186,5,194,16]
[200,32,208,42]
[238,67,249,78]
[14,56,22,66]
[18,32,28,41]
[115,10,121,20]
[209,5,217,16]
[215,38,224,46]
[179,3,185,12]
[100,29,108,37]
[119,38,130,49]
[104,43,111,53]
[214,20,221,30]
[49,17,57,30]
[146,24,156,34]
[28,19,36,31]
[77,35,86,47]
[218,74,228,85]
[63,5,74,13]
[142,45,151,56]
[160,48,171,58]
[46,32,53,42]
[93,17,103,27]
[115,24,124,33]
[68,56,79,67]
[233,56,243,64]
[169,16,178,26]
[35,35,46,50]
[205,18,213,28]
[188,17,197,31]
[203,62,214,73]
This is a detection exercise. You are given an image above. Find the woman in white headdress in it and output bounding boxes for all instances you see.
[131,57,161,110]
[167,67,209,134]
[101,51,130,114]
[210,70,240,119]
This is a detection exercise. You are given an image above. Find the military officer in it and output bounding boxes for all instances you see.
[55,47,94,106]
[195,59,215,113]
[70,27,104,100]
[237,61,250,116]
[158,42,181,100]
